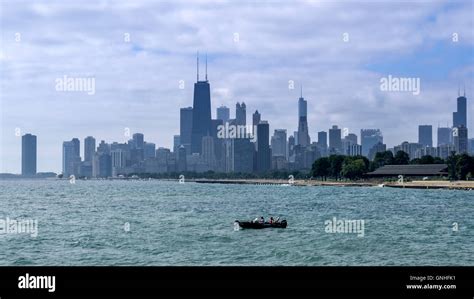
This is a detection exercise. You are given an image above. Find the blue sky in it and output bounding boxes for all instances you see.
[0,0,473,173]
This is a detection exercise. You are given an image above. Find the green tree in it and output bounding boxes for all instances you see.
[456,153,473,180]
[341,159,367,180]
[328,155,345,179]
[393,151,410,165]
[311,157,330,180]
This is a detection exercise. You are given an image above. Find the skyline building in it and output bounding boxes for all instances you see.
[437,127,452,146]
[454,125,468,154]
[256,121,271,173]
[236,102,246,126]
[297,87,310,147]
[329,125,342,154]
[361,129,383,157]
[21,133,37,176]
[180,107,193,155]
[418,125,433,147]
[191,53,212,154]
[453,90,467,128]
[271,129,287,159]
[63,139,81,177]
[217,105,230,123]
[144,142,156,160]
[84,136,96,162]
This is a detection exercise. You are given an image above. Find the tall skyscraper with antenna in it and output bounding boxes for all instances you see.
[297,85,310,147]
[453,87,467,128]
[191,52,212,154]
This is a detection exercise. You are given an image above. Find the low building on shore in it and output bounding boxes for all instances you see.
[367,164,448,178]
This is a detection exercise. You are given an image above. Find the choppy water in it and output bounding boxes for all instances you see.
[0,179,472,266]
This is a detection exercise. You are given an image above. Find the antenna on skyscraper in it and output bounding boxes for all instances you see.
[300,84,303,98]
[205,53,208,81]
[197,51,200,82]
[464,84,466,97]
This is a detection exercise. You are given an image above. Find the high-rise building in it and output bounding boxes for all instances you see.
[177,145,187,172]
[132,133,144,149]
[453,125,468,154]
[63,140,81,177]
[217,105,230,123]
[468,138,474,155]
[361,129,383,157]
[84,136,96,162]
[437,127,452,146]
[93,152,111,178]
[453,91,467,128]
[418,125,433,147]
[297,88,310,147]
[252,110,261,142]
[111,149,127,176]
[271,129,287,158]
[236,102,246,126]
[144,142,156,159]
[201,135,215,169]
[368,142,387,160]
[233,139,254,173]
[180,107,193,153]
[329,125,342,154]
[256,121,271,172]
[71,138,80,159]
[173,136,180,153]
[317,131,327,148]
[288,135,295,159]
[191,53,212,154]
[21,133,37,176]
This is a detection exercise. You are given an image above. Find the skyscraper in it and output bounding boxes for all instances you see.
[317,131,328,148]
[418,125,433,147]
[191,53,212,154]
[329,125,342,154]
[360,129,383,157]
[180,107,193,154]
[453,125,468,154]
[84,136,96,162]
[297,87,310,147]
[63,140,81,177]
[21,133,37,176]
[216,105,230,123]
[236,102,246,126]
[437,127,452,146]
[271,129,287,158]
[256,121,271,172]
[144,142,156,159]
[453,90,467,128]
[71,138,80,159]
[252,110,261,141]
[132,133,144,149]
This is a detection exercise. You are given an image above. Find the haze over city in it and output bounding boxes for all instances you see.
[1,0,473,173]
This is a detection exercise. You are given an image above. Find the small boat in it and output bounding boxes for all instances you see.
[234,220,287,229]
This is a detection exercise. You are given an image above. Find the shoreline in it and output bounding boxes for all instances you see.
[194,178,474,190]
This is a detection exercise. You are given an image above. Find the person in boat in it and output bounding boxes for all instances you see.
[269,217,274,224]
[259,217,264,224]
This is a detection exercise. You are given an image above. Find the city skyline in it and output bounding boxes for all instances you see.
[1,0,473,173]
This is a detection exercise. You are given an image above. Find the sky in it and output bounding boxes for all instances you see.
[0,0,473,173]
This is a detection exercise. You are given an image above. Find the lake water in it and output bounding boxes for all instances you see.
[0,179,472,266]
